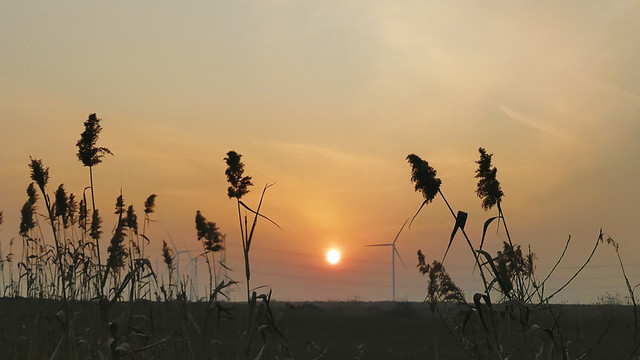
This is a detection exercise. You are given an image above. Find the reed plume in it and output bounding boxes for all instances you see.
[224,151,252,199]
[475,147,504,210]
[406,154,441,205]
[196,210,224,297]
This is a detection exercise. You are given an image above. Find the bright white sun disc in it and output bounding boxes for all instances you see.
[327,250,340,264]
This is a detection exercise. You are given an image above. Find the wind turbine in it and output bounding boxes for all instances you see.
[185,255,199,301]
[366,218,408,302]
[167,234,193,294]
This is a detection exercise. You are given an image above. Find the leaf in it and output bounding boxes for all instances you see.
[477,249,512,299]
[409,200,428,228]
[473,293,490,334]
[443,211,467,262]
[238,200,282,230]
[480,216,499,250]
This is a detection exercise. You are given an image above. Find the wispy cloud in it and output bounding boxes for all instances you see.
[498,105,572,141]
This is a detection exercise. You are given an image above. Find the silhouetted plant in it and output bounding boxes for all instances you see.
[29,159,67,298]
[475,147,504,211]
[225,150,280,304]
[19,201,35,237]
[406,154,441,205]
[53,184,69,228]
[161,240,174,274]
[493,242,536,300]
[141,194,156,258]
[225,151,252,199]
[603,233,639,349]
[407,153,492,298]
[76,113,113,291]
[89,209,102,294]
[409,149,620,359]
[195,210,223,297]
[18,184,38,297]
[104,194,128,295]
[417,252,465,312]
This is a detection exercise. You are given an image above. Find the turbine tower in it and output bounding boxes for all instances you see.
[186,255,199,301]
[366,218,408,302]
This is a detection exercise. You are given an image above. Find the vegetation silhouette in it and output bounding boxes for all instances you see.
[76,113,112,295]
[0,115,636,358]
[408,147,639,359]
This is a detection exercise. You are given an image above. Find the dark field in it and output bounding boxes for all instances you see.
[0,298,636,359]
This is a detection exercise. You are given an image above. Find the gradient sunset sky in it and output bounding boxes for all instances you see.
[1,1,639,303]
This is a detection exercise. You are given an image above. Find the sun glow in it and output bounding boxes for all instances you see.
[326,249,340,264]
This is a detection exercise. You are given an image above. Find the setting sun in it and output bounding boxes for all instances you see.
[326,249,341,264]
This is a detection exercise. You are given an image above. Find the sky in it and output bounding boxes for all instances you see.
[1,1,639,303]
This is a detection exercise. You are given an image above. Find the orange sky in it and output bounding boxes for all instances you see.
[1,1,639,303]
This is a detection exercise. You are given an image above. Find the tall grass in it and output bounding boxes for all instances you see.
[408,147,638,359]
[0,115,292,359]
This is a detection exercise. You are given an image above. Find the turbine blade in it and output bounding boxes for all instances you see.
[392,217,410,245]
[166,232,178,252]
[394,246,405,266]
[366,244,392,247]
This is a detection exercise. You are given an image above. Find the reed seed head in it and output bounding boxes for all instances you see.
[406,154,441,204]
[115,194,125,215]
[29,158,49,192]
[26,183,38,206]
[90,209,102,241]
[144,194,157,214]
[54,184,69,227]
[76,113,113,167]
[224,151,252,199]
[195,210,224,252]
[107,218,128,271]
[67,193,78,226]
[475,147,504,210]
[126,205,138,235]
[19,201,35,236]
[78,199,87,229]
[417,251,465,311]
[162,240,174,272]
